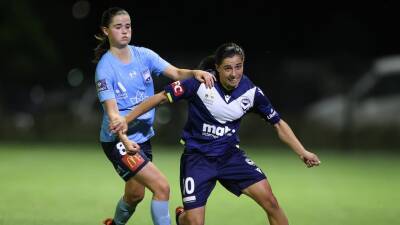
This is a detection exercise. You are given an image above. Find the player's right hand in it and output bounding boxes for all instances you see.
[109,115,128,133]
[300,151,321,168]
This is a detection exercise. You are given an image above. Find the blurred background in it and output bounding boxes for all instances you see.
[1,0,399,150]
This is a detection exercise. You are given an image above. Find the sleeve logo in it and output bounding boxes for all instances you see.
[96,79,108,92]
[257,87,265,96]
[171,81,185,96]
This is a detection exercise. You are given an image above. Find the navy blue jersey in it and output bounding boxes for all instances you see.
[164,75,281,156]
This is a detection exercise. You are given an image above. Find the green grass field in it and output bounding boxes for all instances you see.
[0,143,399,225]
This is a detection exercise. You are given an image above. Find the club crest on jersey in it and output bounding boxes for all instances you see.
[142,69,152,83]
[96,79,108,92]
[240,97,251,112]
[171,81,185,96]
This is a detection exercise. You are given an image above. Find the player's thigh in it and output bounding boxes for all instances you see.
[134,162,170,196]
[101,141,151,181]
[180,152,217,210]
[124,177,146,202]
[218,149,266,196]
[242,179,278,208]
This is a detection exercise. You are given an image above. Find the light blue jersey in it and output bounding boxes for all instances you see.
[95,45,170,143]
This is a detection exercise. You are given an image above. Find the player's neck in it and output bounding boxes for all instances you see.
[220,82,234,94]
[110,45,131,64]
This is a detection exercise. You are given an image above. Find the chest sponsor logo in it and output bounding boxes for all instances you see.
[130,90,149,105]
[115,82,128,99]
[202,123,235,137]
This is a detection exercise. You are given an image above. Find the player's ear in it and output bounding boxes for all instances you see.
[101,26,109,36]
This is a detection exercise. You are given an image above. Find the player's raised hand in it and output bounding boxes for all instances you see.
[109,115,128,133]
[193,70,216,88]
[300,151,321,168]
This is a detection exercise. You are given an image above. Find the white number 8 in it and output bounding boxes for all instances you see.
[183,177,195,195]
[116,142,126,155]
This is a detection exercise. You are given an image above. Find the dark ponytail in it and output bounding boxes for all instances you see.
[93,34,109,63]
[92,7,129,63]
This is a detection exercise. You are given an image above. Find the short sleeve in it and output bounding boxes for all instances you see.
[95,64,115,103]
[253,87,281,125]
[139,47,170,76]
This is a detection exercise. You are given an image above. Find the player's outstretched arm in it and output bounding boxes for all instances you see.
[164,65,215,88]
[274,119,321,168]
[125,91,168,123]
[109,91,168,133]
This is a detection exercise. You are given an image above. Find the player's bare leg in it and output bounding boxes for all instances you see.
[242,179,289,225]
[124,178,145,206]
[176,206,205,225]
[134,162,170,200]
[134,162,171,225]
[106,179,144,225]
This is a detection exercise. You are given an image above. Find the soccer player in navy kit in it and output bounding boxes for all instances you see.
[112,43,321,225]
[94,7,214,225]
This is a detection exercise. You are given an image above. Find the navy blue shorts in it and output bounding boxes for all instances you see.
[180,147,266,210]
[101,140,152,182]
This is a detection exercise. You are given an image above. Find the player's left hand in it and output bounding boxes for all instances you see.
[109,115,127,133]
[194,70,216,88]
[300,151,321,168]
[123,140,140,155]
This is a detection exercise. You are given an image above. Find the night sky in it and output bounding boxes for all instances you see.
[2,0,400,111]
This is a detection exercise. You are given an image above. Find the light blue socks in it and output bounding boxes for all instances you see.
[151,200,170,225]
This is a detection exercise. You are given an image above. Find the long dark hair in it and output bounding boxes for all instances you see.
[198,42,245,74]
[92,7,129,63]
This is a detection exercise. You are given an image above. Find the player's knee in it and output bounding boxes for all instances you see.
[263,193,280,211]
[154,180,170,200]
[125,191,145,205]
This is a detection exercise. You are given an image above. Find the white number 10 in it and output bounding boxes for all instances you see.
[183,177,195,195]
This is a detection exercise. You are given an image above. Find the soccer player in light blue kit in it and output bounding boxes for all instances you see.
[112,43,321,225]
[93,7,214,225]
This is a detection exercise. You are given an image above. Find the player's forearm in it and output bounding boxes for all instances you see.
[125,91,168,123]
[164,65,193,81]
[118,130,129,144]
[174,68,196,80]
[274,120,307,156]
[103,99,121,120]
